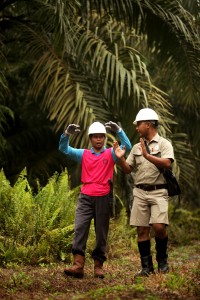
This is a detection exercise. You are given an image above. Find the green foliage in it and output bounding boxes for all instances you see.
[162,266,200,297]
[168,205,200,245]
[7,271,33,290]
[76,284,146,300]
[163,273,188,291]
[0,168,199,266]
[0,169,79,265]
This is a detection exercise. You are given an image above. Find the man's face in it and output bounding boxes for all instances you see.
[136,121,150,137]
[90,134,106,150]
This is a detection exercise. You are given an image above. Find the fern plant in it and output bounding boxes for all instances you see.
[0,169,79,264]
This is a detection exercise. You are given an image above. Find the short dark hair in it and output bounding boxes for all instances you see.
[150,120,158,128]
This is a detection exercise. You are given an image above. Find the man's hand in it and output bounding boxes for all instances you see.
[65,124,80,135]
[113,141,126,159]
[140,138,148,158]
[105,121,121,133]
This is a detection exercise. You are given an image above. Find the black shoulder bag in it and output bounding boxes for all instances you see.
[144,140,181,197]
[161,169,181,197]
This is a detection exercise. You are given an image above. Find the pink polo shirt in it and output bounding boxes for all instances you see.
[81,148,115,196]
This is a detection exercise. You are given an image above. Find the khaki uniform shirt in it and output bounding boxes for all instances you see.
[126,133,174,185]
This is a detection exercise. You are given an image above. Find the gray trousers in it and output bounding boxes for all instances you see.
[72,193,111,263]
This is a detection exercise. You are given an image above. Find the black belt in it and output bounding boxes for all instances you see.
[135,184,168,191]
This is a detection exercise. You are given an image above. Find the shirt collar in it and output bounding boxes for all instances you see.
[145,133,159,145]
[90,146,106,154]
[148,133,160,144]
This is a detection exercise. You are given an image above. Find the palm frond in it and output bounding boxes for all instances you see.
[0,0,199,200]
[181,0,200,18]
[81,0,200,105]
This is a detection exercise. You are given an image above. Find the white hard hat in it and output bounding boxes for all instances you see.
[133,108,159,125]
[88,122,106,135]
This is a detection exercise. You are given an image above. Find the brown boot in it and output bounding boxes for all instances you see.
[64,254,85,278]
[94,259,104,279]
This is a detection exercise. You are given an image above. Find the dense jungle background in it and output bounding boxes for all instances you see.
[0,0,200,299]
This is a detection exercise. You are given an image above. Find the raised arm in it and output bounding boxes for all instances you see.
[59,124,84,163]
[113,141,133,174]
[140,138,173,169]
[105,121,132,153]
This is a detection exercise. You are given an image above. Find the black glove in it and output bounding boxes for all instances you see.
[105,121,121,133]
[65,124,80,135]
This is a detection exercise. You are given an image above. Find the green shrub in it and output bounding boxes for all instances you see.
[0,169,79,264]
[168,204,200,245]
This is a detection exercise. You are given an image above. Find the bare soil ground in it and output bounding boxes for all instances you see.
[0,242,199,300]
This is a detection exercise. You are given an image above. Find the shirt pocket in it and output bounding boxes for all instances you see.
[150,149,161,158]
[149,150,162,172]
[133,148,143,167]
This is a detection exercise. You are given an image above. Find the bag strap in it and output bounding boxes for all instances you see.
[144,139,181,203]
[144,139,151,154]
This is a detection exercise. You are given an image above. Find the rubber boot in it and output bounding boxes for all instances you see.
[157,257,169,273]
[155,236,169,273]
[64,254,85,278]
[94,259,104,279]
[134,255,154,277]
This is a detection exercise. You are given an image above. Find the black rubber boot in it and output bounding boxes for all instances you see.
[157,258,169,273]
[155,236,169,273]
[134,255,154,277]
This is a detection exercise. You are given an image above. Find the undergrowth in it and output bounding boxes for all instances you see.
[0,169,79,264]
[0,168,199,267]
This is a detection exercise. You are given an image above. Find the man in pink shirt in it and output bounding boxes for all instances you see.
[59,121,131,278]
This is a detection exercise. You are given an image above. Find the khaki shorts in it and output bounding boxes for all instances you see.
[130,187,169,226]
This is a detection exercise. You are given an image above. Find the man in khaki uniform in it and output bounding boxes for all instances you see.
[114,108,174,277]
